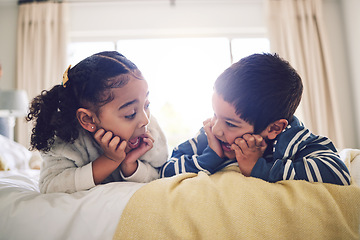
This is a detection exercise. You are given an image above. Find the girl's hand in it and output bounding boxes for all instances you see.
[231,134,267,176]
[203,118,224,158]
[121,132,154,177]
[94,128,127,163]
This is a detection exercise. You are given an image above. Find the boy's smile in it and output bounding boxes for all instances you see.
[220,140,232,152]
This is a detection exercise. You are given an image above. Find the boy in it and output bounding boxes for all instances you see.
[160,53,350,185]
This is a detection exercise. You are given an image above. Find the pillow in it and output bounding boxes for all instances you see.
[339,148,360,186]
[0,134,32,170]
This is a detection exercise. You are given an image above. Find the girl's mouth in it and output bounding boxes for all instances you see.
[128,137,142,149]
[220,141,232,152]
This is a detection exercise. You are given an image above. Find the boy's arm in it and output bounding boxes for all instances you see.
[251,134,351,185]
[160,128,224,178]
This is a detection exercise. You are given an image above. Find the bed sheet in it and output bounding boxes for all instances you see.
[0,170,145,240]
[1,146,360,240]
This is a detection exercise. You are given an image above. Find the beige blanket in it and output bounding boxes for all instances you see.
[114,166,360,240]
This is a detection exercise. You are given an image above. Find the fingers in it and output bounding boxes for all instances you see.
[231,142,243,155]
[203,121,211,134]
[232,134,267,177]
[241,134,266,148]
[94,128,106,142]
[203,118,212,126]
[232,134,267,156]
[203,121,217,142]
[94,128,113,143]
[118,140,127,152]
[94,128,127,151]
[144,131,155,143]
[108,136,121,150]
[233,137,248,151]
[142,137,154,149]
[203,118,223,158]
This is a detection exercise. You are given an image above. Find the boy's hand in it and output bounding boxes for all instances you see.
[121,131,154,177]
[231,134,267,176]
[203,118,224,158]
[94,128,127,163]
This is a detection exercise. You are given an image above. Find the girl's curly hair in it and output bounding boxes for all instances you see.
[26,51,143,152]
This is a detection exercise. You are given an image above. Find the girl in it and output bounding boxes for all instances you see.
[27,51,168,193]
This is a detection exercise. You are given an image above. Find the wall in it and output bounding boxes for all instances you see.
[341,0,360,148]
[322,0,358,148]
[0,1,18,90]
[0,0,359,148]
[69,0,266,41]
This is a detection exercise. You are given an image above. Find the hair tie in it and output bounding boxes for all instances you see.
[62,65,71,88]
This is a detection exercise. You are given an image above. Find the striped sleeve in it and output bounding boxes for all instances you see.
[160,128,224,178]
[251,130,351,185]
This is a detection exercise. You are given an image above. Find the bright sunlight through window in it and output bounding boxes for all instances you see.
[68,38,270,150]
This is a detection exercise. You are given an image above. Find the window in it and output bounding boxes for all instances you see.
[67,42,116,65]
[68,38,270,149]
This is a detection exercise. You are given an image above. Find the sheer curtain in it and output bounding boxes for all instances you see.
[16,1,68,147]
[266,0,344,148]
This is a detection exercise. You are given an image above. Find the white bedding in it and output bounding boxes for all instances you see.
[0,170,145,240]
[0,133,359,240]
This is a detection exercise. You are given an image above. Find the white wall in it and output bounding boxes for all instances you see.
[322,0,358,148]
[341,0,360,148]
[69,0,266,41]
[0,0,359,148]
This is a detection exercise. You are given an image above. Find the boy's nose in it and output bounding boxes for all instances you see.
[211,119,223,138]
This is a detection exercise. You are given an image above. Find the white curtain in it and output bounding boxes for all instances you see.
[16,1,68,147]
[266,0,344,149]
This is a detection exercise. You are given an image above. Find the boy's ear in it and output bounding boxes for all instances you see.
[76,108,97,133]
[265,119,288,140]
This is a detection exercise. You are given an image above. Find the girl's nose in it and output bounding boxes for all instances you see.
[139,109,150,129]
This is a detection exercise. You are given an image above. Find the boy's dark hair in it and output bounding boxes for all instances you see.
[214,53,303,134]
[27,51,143,152]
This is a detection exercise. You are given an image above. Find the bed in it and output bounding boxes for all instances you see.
[1,134,360,240]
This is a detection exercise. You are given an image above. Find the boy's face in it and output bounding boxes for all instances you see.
[94,76,150,153]
[211,92,267,160]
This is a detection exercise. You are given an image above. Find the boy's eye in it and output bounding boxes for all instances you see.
[125,112,137,119]
[226,121,237,127]
[145,102,150,110]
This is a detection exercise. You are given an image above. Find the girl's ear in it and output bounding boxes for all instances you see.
[76,108,97,133]
[264,119,288,140]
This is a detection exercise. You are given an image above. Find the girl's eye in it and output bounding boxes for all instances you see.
[226,122,237,128]
[125,112,137,119]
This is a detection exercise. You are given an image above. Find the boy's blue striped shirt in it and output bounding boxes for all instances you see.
[160,116,350,185]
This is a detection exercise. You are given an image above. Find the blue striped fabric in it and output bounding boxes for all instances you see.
[160,116,351,185]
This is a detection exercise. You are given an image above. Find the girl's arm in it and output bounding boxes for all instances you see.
[95,131,157,183]
[121,117,169,182]
[92,129,127,184]
[120,135,154,177]
[39,129,127,193]
[92,155,124,185]
[121,160,159,182]
[39,153,93,194]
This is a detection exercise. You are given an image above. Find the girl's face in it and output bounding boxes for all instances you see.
[211,92,267,160]
[94,75,150,153]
